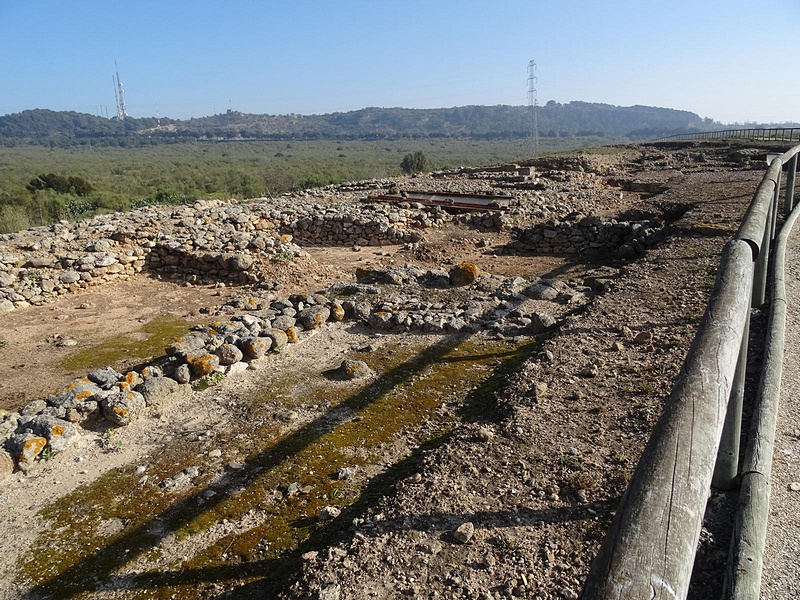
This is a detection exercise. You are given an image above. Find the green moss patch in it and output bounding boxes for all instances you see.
[20,335,539,598]
[60,314,191,372]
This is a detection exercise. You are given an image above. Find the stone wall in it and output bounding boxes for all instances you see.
[509,214,667,258]
[0,264,589,478]
[0,195,502,312]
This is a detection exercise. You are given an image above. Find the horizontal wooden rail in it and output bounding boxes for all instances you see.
[655,128,800,143]
[724,181,798,598]
[581,142,800,600]
[580,240,753,599]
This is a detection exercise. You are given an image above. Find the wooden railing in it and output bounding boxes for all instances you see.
[580,144,800,599]
[656,128,800,143]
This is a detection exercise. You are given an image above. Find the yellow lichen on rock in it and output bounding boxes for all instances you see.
[450,262,480,286]
[187,353,220,377]
[21,437,46,458]
[331,303,345,321]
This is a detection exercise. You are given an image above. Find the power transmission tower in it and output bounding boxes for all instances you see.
[527,60,539,157]
[113,59,128,121]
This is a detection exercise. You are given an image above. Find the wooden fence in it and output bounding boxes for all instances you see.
[656,128,800,143]
[580,143,800,599]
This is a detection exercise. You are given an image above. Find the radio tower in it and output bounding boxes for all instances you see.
[527,60,539,156]
[113,60,128,121]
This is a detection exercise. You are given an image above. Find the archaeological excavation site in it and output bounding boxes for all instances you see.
[0,141,782,598]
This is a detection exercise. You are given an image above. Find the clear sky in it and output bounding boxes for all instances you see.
[1,0,798,124]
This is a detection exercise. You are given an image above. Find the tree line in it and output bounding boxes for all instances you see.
[0,102,721,148]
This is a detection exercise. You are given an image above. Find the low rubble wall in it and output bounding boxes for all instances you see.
[509,214,667,258]
[0,198,450,312]
[0,264,589,479]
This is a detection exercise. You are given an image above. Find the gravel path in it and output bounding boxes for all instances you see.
[761,222,800,598]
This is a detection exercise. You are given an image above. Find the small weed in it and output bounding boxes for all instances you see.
[39,446,54,461]
[272,249,295,262]
[197,371,224,389]
[610,452,628,465]
[101,428,122,451]
[559,454,584,469]
[0,338,8,350]
[642,401,659,421]
[24,269,42,281]
[566,471,597,492]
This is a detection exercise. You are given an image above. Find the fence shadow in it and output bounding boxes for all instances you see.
[21,335,470,599]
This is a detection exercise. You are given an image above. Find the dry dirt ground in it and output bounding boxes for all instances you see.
[0,142,785,599]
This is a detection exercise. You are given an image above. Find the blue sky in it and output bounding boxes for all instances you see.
[1,0,798,124]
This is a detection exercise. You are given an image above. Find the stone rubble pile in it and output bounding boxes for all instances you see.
[0,264,588,480]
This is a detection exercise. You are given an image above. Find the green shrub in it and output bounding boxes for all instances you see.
[400,150,428,175]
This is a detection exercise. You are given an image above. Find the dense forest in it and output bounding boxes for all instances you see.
[0,102,718,148]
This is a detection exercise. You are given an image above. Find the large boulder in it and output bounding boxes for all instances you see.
[333,359,373,381]
[0,411,20,444]
[239,336,272,359]
[166,334,209,357]
[7,433,47,472]
[262,328,288,352]
[449,262,480,287]
[136,376,190,407]
[47,378,103,410]
[271,315,297,331]
[0,450,13,481]
[28,415,80,454]
[298,305,331,330]
[185,353,221,377]
[329,300,345,322]
[102,390,146,426]
[215,343,244,366]
[87,367,124,390]
[524,282,559,301]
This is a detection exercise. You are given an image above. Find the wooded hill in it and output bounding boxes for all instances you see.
[0,102,717,147]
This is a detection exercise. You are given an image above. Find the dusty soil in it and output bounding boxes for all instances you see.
[0,230,575,411]
[0,141,788,599]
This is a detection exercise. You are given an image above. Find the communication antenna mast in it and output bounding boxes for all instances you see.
[527,60,539,156]
[114,59,128,121]
[113,76,120,119]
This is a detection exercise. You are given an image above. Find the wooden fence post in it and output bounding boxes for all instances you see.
[785,154,797,215]
[713,308,750,490]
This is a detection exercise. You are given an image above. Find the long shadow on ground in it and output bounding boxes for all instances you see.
[22,334,543,599]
